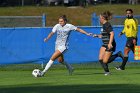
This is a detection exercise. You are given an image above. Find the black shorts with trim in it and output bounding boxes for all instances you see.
[125,37,137,49]
[102,42,116,52]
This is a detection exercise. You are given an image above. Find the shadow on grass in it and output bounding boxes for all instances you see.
[74,72,103,75]
[0,84,140,93]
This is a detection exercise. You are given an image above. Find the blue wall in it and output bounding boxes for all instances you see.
[0,26,139,64]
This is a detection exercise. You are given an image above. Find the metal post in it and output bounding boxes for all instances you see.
[22,0,24,6]
[92,13,95,26]
[42,14,46,27]
[97,16,100,26]
[92,13,99,26]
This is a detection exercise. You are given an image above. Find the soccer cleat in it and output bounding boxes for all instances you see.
[117,51,124,59]
[64,62,74,75]
[115,66,125,70]
[68,67,74,75]
[104,72,111,76]
[40,71,45,77]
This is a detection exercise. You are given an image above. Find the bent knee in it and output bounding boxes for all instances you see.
[103,59,108,64]
[58,58,64,63]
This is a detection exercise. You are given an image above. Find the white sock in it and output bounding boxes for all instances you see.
[42,60,54,73]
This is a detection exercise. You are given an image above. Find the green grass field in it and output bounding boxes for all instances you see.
[0,63,140,93]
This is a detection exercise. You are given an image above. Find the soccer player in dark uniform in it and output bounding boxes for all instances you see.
[93,11,123,75]
[115,9,138,70]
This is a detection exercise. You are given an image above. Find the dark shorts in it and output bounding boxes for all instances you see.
[126,37,137,49]
[102,42,116,52]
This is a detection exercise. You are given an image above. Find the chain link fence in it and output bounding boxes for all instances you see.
[92,13,140,26]
[0,14,46,27]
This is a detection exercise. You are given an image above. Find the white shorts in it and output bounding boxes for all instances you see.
[55,45,67,53]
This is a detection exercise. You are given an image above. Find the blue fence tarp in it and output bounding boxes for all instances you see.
[0,26,139,64]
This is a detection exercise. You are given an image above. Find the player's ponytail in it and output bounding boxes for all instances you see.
[101,11,112,20]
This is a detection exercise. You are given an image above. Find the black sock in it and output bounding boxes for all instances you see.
[99,60,109,72]
[108,54,118,63]
[131,47,134,53]
[99,60,104,69]
[120,57,128,69]
[102,63,109,72]
[99,60,103,65]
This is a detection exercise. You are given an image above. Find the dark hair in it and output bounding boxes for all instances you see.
[59,15,68,22]
[126,9,133,13]
[101,11,113,20]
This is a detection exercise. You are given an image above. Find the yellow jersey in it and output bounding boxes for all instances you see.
[122,18,138,38]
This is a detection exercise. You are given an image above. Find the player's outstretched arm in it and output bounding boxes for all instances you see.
[119,32,124,37]
[76,28,92,36]
[44,32,55,42]
[93,34,102,38]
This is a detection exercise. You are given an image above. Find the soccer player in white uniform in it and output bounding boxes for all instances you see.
[41,15,91,76]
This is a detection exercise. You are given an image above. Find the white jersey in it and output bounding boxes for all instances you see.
[52,23,77,52]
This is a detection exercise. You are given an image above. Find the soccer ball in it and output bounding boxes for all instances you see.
[32,69,42,77]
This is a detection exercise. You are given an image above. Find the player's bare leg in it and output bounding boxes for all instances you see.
[99,47,112,75]
[41,50,62,76]
[103,51,112,75]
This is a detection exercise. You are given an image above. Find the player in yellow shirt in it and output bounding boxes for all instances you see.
[116,9,138,70]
